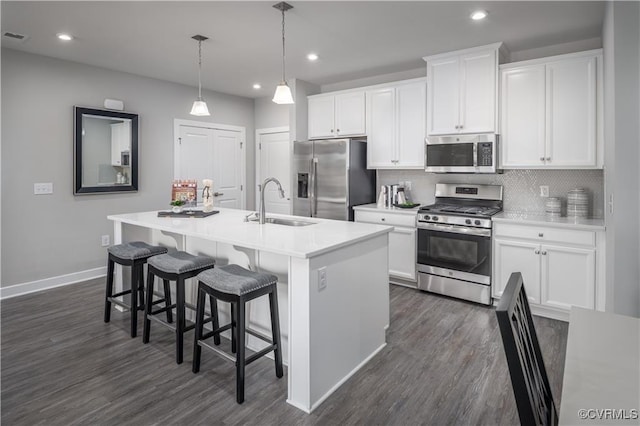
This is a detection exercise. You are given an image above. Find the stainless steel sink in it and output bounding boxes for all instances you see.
[248,217,315,227]
[264,217,315,227]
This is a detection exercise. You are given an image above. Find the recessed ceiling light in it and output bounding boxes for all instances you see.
[57,33,73,41]
[470,10,487,21]
[253,83,262,90]
[307,53,319,61]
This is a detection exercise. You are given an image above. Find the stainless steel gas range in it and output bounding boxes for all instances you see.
[416,183,503,305]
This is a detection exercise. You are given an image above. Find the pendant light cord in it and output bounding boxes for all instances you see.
[197,39,203,99]
[281,7,286,83]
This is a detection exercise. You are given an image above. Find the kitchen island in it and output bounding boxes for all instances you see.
[108,208,392,413]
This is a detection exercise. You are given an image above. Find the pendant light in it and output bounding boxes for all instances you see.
[190,34,210,116]
[272,2,294,104]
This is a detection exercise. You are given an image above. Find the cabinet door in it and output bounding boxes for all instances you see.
[500,65,546,167]
[335,92,366,136]
[396,82,426,168]
[389,226,417,281]
[427,57,460,135]
[541,245,595,310]
[493,238,541,303]
[459,50,497,133]
[366,87,396,168]
[546,55,597,167]
[308,95,335,139]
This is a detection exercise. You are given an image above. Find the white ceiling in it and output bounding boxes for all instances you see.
[2,1,605,99]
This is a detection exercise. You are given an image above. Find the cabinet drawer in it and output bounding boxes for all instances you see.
[355,210,416,228]
[494,223,595,246]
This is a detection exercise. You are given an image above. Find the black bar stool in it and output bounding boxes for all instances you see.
[143,251,215,364]
[192,264,283,404]
[104,241,169,338]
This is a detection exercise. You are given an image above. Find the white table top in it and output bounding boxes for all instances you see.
[559,307,640,425]
[108,208,392,259]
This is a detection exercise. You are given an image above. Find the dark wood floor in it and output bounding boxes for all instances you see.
[1,279,568,425]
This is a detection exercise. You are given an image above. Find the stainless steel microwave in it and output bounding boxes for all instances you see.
[425,134,499,173]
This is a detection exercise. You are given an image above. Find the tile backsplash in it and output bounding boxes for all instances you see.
[377,169,605,218]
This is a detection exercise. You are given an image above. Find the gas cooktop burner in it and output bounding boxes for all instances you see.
[420,203,501,217]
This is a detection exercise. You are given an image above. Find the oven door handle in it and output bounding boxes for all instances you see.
[417,222,491,237]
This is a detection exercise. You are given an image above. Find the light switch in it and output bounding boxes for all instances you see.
[34,182,53,195]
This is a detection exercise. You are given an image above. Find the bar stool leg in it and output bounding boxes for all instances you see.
[192,286,206,374]
[143,270,154,344]
[269,289,284,378]
[163,279,173,323]
[137,264,145,311]
[236,300,246,404]
[210,295,221,345]
[231,303,237,354]
[104,257,114,323]
[130,264,139,338]
[176,277,186,364]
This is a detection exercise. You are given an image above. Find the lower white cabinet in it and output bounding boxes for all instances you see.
[354,209,417,285]
[493,221,601,317]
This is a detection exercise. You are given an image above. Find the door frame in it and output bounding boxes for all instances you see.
[174,118,247,209]
[255,126,290,211]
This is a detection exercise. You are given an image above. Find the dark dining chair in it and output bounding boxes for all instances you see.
[495,272,558,426]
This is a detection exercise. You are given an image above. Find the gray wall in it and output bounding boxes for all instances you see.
[254,96,289,130]
[602,2,640,317]
[1,48,254,287]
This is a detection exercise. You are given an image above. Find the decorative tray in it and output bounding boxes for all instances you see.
[393,203,420,209]
[157,210,219,218]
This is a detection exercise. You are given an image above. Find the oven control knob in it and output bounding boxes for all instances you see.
[423,215,431,221]
[432,216,439,221]
[474,220,481,226]
[465,219,471,225]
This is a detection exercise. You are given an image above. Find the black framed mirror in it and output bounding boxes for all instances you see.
[74,106,139,194]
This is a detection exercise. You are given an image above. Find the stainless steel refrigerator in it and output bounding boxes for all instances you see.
[293,138,376,221]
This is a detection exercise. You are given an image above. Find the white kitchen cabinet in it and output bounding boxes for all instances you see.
[425,43,503,135]
[308,91,365,139]
[500,50,602,169]
[366,79,426,169]
[354,208,417,286]
[111,121,131,166]
[493,239,541,304]
[493,221,601,318]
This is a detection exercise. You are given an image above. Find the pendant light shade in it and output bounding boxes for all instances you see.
[273,81,294,104]
[272,2,294,105]
[190,35,210,116]
[190,98,210,116]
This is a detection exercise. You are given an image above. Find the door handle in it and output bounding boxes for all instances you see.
[214,192,224,197]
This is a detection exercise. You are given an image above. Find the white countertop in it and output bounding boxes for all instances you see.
[493,212,605,231]
[108,208,392,259]
[353,203,421,216]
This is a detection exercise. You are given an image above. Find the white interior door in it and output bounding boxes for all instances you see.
[177,124,244,209]
[257,129,291,215]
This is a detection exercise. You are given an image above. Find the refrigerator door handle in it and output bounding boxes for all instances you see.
[311,157,318,217]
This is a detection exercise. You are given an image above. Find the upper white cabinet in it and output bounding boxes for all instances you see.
[308,91,366,139]
[366,79,426,169]
[500,49,603,169]
[424,43,504,135]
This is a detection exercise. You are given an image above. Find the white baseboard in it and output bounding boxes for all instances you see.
[0,267,107,300]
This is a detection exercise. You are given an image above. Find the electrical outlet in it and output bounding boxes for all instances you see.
[318,267,327,291]
[404,181,412,190]
[539,185,549,197]
[34,182,53,195]
[101,235,110,247]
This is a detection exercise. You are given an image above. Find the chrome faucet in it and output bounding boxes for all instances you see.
[259,177,285,224]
